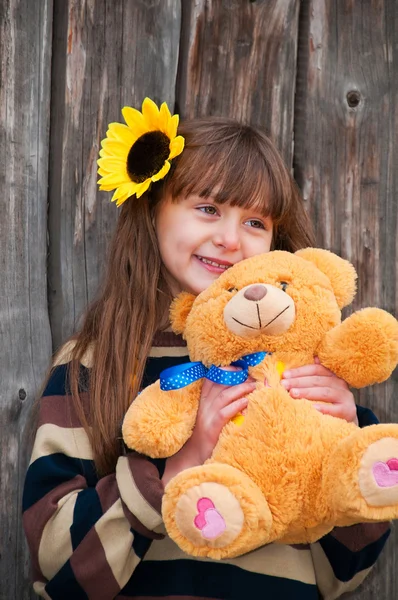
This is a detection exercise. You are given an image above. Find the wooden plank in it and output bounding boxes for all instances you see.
[48,0,181,350]
[294,1,398,598]
[0,0,53,598]
[177,0,300,163]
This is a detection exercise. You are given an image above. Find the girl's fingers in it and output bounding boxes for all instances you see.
[219,397,249,423]
[313,402,358,424]
[213,381,257,410]
[283,362,334,380]
[281,375,348,391]
[288,386,352,403]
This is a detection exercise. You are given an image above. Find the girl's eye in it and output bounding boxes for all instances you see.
[227,287,238,293]
[245,219,265,229]
[280,282,289,292]
[199,205,218,215]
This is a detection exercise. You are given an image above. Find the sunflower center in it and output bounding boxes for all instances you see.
[127,130,170,183]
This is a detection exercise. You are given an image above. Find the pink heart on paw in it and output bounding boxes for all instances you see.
[194,496,226,539]
[387,458,398,470]
[194,498,215,530]
[373,460,398,487]
[201,508,227,539]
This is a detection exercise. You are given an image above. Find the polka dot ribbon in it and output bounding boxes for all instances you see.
[160,351,268,391]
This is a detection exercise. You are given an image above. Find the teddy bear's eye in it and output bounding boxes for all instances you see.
[280,282,289,292]
[227,287,238,293]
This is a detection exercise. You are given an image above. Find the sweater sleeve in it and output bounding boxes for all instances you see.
[310,405,391,600]
[22,363,165,600]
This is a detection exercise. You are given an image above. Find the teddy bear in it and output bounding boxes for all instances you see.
[122,248,398,559]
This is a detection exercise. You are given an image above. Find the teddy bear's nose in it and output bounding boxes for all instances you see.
[244,285,267,301]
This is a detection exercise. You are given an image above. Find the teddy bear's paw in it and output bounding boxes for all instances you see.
[324,425,398,523]
[162,463,272,559]
[359,437,398,508]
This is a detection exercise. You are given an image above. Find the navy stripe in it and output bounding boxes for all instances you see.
[131,530,153,559]
[357,405,379,427]
[141,354,189,388]
[71,488,103,550]
[122,559,319,599]
[43,364,70,396]
[45,560,88,599]
[23,454,98,511]
[319,528,390,582]
[43,363,90,397]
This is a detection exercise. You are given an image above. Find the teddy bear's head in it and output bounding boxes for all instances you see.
[170,249,357,366]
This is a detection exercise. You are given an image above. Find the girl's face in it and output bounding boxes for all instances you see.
[155,193,273,295]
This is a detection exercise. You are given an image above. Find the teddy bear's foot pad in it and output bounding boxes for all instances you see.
[162,463,272,559]
[359,437,398,507]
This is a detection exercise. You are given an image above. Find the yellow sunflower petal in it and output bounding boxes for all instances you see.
[134,179,152,198]
[151,160,171,182]
[100,140,129,160]
[168,114,179,140]
[142,97,161,130]
[168,136,185,160]
[111,182,136,202]
[159,102,172,136]
[97,172,130,190]
[97,157,128,172]
[106,122,136,145]
[122,106,147,136]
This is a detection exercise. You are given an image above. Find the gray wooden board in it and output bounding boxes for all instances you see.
[176,0,300,163]
[294,1,398,597]
[0,0,53,598]
[48,0,181,350]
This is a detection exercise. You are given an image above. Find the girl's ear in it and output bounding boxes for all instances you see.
[295,248,357,309]
[169,292,196,334]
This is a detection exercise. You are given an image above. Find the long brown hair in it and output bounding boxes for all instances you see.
[67,117,315,476]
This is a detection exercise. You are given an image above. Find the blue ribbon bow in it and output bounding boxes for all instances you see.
[160,351,268,391]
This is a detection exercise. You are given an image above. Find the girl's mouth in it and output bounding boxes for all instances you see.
[195,255,232,273]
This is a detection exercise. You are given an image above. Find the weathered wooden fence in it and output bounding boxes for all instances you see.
[1,1,397,598]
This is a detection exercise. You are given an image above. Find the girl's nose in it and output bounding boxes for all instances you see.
[213,224,241,251]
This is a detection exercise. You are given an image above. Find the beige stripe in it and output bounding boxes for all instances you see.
[33,582,52,599]
[144,536,316,585]
[39,490,78,580]
[30,423,93,465]
[310,541,371,600]
[94,498,140,588]
[53,339,94,368]
[149,345,189,358]
[116,456,162,531]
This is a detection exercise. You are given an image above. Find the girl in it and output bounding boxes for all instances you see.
[23,99,389,600]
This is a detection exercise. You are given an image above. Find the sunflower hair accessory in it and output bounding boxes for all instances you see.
[97,98,185,206]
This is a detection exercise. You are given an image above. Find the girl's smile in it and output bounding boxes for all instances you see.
[155,193,273,296]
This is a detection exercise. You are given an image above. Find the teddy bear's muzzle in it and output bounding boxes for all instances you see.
[223,283,296,338]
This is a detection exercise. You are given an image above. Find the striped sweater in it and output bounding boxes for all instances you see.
[23,331,391,600]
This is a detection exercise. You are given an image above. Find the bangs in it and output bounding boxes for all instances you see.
[163,118,293,224]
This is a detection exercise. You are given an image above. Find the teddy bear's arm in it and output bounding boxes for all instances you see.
[122,380,202,458]
[317,307,398,388]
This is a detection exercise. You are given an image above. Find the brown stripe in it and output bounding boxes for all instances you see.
[70,527,120,599]
[96,470,163,539]
[96,473,121,513]
[127,453,164,514]
[152,330,187,348]
[38,392,91,428]
[23,475,86,578]
[121,499,164,540]
[330,521,390,552]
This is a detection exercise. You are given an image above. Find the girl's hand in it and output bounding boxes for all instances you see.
[281,357,358,425]
[162,374,256,486]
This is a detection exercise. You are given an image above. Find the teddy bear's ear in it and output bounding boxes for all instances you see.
[295,248,357,308]
[169,292,196,334]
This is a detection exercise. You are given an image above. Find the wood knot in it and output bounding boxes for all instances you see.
[346,90,361,108]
